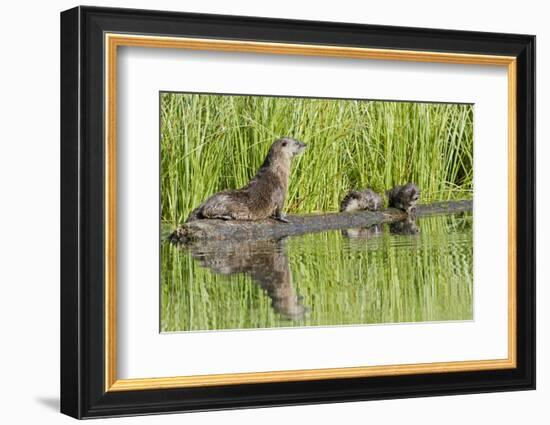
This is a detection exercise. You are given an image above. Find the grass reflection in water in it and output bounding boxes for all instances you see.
[161,213,473,332]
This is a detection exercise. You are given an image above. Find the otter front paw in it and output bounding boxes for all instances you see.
[274,215,290,224]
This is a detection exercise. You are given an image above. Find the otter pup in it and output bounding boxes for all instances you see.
[387,183,420,215]
[186,137,307,223]
[340,188,383,212]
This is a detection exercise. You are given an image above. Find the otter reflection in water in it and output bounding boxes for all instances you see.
[341,224,383,240]
[342,217,419,240]
[185,238,307,321]
[389,217,420,235]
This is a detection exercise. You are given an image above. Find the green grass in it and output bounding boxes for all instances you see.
[160,93,473,223]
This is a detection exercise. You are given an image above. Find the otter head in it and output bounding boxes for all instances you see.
[404,183,420,203]
[271,137,307,159]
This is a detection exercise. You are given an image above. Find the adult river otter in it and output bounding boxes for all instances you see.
[186,137,307,223]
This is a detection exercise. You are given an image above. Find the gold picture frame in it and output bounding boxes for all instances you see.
[105,34,517,392]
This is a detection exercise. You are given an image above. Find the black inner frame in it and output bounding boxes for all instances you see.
[60,6,535,419]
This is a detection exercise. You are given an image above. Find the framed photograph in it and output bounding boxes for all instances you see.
[60,6,535,419]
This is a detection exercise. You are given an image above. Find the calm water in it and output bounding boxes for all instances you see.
[161,213,473,332]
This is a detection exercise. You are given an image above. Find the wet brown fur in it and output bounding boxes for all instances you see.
[186,137,306,223]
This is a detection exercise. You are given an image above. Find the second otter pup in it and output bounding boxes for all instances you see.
[186,137,307,223]
[340,188,383,212]
[387,183,420,215]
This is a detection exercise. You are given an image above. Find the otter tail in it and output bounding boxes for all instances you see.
[185,205,203,223]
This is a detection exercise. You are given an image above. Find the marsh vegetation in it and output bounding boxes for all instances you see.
[161,93,473,223]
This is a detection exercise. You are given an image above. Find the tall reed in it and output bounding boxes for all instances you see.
[160,93,473,223]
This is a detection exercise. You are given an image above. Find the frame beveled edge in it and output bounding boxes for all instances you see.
[104,33,517,392]
[61,5,535,419]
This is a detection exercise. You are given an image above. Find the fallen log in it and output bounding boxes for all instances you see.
[169,199,472,244]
